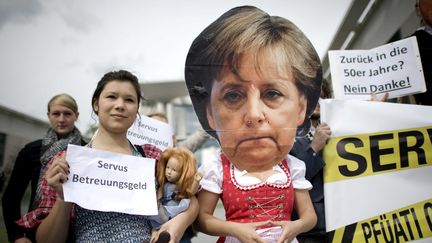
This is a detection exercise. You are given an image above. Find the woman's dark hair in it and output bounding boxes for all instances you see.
[92,70,143,114]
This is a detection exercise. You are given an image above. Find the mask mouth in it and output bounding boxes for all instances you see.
[219,127,296,152]
[239,135,273,142]
[234,135,276,149]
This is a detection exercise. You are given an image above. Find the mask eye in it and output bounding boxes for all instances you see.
[263,89,283,100]
[223,90,243,104]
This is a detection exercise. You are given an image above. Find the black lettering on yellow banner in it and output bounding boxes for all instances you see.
[323,126,432,182]
[329,199,432,243]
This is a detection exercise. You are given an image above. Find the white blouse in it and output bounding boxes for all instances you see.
[199,152,312,194]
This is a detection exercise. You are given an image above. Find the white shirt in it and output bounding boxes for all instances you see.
[199,152,312,194]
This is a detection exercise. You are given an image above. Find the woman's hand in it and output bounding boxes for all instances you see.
[152,220,182,243]
[14,236,32,243]
[271,220,300,243]
[273,190,317,243]
[231,221,270,243]
[45,152,69,200]
[154,196,199,243]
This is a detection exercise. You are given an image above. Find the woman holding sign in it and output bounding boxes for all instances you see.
[18,70,198,243]
[185,6,320,243]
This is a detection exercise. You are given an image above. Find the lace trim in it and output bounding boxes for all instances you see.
[230,160,292,190]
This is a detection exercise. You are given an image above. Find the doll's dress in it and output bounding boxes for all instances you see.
[148,182,190,229]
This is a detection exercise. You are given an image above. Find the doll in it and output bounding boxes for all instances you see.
[149,147,202,242]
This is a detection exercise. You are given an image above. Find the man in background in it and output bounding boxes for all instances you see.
[412,0,432,105]
[291,82,332,243]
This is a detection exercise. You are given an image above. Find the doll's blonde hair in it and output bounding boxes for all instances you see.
[156,147,198,200]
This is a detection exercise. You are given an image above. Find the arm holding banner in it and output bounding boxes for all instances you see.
[310,123,332,158]
[177,128,210,152]
[370,92,389,102]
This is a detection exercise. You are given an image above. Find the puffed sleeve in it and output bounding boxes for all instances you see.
[198,154,223,194]
[287,154,312,190]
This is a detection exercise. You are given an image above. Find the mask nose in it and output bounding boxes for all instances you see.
[244,91,266,128]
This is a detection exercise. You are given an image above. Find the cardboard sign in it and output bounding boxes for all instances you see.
[321,99,432,242]
[63,144,158,215]
[127,115,174,151]
[329,36,426,100]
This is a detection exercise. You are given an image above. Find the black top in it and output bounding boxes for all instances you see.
[1,139,86,242]
[290,136,326,237]
[2,140,42,242]
[413,29,432,106]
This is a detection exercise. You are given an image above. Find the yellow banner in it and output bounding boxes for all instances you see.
[323,126,432,183]
[330,199,432,243]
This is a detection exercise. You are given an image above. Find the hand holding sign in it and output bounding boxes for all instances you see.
[45,151,69,200]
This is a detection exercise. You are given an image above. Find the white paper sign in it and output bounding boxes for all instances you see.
[320,99,432,242]
[329,36,426,100]
[63,144,158,215]
[127,115,173,151]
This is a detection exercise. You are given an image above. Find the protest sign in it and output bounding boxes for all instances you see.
[321,99,432,242]
[127,115,173,151]
[63,144,158,216]
[328,36,426,100]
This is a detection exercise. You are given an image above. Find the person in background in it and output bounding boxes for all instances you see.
[147,113,177,148]
[412,0,432,105]
[16,70,198,243]
[148,112,210,152]
[290,82,332,243]
[290,83,388,243]
[147,113,169,124]
[2,93,85,243]
[185,6,321,242]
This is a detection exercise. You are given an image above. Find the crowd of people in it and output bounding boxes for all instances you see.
[0,1,430,243]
